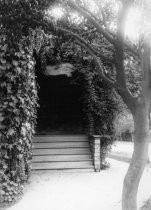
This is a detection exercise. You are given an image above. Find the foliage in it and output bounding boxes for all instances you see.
[81,68,117,159]
[0,0,56,204]
[0,32,39,203]
[39,37,118,161]
[61,38,118,158]
[124,55,142,97]
[0,0,55,41]
[0,172,23,203]
[114,111,134,140]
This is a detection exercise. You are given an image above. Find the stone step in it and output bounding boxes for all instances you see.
[32,154,92,162]
[33,148,91,155]
[32,168,94,172]
[33,141,89,149]
[32,161,94,170]
[33,135,88,142]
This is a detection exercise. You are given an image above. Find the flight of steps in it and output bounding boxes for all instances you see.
[32,135,94,172]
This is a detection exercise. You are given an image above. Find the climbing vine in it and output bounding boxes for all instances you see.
[38,38,118,161]
[81,66,118,160]
[0,28,48,203]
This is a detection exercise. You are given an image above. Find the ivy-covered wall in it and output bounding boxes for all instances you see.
[81,67,117,161]
[0,0,53,203]
[0,33,38,203]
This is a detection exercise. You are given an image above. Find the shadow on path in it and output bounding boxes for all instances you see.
[108,154,130,163]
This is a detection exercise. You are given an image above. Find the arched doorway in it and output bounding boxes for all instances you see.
[36,72,86,134]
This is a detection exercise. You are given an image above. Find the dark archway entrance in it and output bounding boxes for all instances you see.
[36,73,86,134]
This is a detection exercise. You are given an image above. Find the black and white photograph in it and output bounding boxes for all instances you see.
[0,0,151,210]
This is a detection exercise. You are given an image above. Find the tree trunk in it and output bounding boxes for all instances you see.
[122,104,150,210]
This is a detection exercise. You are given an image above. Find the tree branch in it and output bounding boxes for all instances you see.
[80,2,106,28]
[75,40,116,88]
[114,0,136,112]
[56,25,136,113]
[114,0,133,89]
[67,1,139,58]
[106,28,139,57]
[80,4,99,23]
[57,26,114,64]
[81,28,96,35]
[67,1,115,45]
[124,40,139,58]
[94,0,107,26]
[141,35,151,100]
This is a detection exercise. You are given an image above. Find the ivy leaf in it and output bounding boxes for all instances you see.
[7,128,15,136]
[0,113,4,122]
[6,63,11,69]
[0,82,6,87]
[7,84,12,93]
[12,60,19,66]
[1,44,7,51]
[11,171,16,176]
[8,145,13,150]
[0,190,5,195]
[19,97,24,104]
[17,145,22,151]
[4,154,9,159]
[21,127,26,136]
[11,96,18,103]
[18,154,23,159]
[15,52,23,58]
[0,58,6,64]
[9,102,15,107]
[0,65,6,70]
[16,67,21,74]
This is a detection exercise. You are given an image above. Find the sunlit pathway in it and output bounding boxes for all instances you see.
[7,159,151,210]
[110,142,151,162]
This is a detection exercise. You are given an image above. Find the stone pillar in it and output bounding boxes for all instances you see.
[89,135,101,172]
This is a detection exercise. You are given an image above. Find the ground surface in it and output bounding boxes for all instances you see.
[3,142,151,210]
[110,141,151,162]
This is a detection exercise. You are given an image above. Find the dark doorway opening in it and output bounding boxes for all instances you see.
[36,73,86,134]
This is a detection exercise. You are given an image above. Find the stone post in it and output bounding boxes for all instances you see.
[89,135,101,172]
